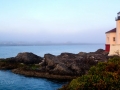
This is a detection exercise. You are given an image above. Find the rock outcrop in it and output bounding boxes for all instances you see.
[40,49,108,76]
[6,52,43,64]
[15,52,43,64]
[0,49,109,81]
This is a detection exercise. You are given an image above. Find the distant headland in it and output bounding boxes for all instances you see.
[0,42,104,46]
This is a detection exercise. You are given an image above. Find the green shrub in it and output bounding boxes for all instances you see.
[28,64,40,70]
[60,56,120,90]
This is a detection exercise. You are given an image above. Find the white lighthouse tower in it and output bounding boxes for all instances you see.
[116,12,120,44]
[105,12,120,56]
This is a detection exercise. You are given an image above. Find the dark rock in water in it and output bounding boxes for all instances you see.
[95,49,105,53]
[95,49,109,55]
[42,49,108,76]
[44,54,58,67]
[15,52,43,64]
[0,49,110,81]
[59,53,77,59]
[6,57,16,62]
[52,63,73,75]
[78,52,87,55]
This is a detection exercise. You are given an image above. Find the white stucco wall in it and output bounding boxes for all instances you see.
[108,44,120,56]
[106,32,116,44]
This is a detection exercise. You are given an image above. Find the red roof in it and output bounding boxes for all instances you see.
[106,28,116,33]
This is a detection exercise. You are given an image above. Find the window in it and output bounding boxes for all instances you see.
[113,37,115,41]
[107,37,109,41]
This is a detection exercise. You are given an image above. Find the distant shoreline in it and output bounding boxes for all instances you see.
[0,43,104,46]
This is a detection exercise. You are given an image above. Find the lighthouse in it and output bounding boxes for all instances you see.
[116,12,120,44]
[105,12,120,56]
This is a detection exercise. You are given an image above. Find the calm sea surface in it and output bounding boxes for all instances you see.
[0,44,104,90]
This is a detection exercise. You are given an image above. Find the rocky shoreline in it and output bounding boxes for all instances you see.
[12,69,77,81]
[0,49,108,81]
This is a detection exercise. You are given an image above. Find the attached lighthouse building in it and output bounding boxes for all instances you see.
[105,12,120,55]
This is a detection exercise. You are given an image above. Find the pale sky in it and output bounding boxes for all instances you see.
[0,0,120,43]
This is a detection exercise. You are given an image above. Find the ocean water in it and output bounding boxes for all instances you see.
[0,44,104,58]
[0,70,65,90]
[0,44,104,90]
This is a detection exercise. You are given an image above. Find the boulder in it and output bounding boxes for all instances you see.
[52,64,72,75]
[44,54,59,67]
[15,52,43,64]
[95,49,109,56]
[59,52,77,59]
[78,52,87,56]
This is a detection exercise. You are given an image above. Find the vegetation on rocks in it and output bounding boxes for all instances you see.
[59,56,120,90]
[0,59,39,70]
